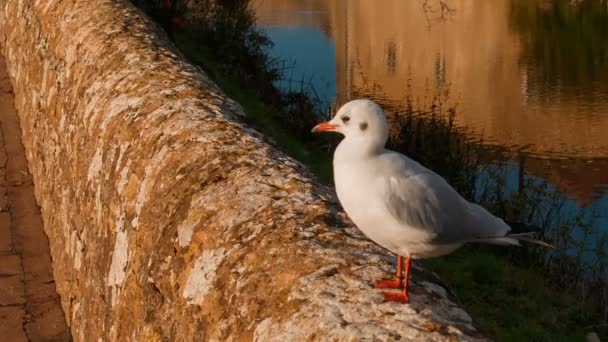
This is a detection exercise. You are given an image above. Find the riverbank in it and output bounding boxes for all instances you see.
[134,1,605,339]
[173,29,604,341]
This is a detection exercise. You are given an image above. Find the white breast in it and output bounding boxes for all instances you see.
[333,157,409,255]
[333,146,463,259]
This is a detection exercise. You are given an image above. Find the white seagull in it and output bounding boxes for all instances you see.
[312,99,551,303]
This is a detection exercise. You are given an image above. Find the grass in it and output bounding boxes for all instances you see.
[426,246,589,341]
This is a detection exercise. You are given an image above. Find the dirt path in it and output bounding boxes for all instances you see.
[0,59,70,340]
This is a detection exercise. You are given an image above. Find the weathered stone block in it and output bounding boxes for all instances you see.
[0,254,25,306]
[0,212,12,252]
[0,306,28,342]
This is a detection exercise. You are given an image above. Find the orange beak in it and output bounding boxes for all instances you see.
[311,122,337,133]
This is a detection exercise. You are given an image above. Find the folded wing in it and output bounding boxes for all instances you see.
[378,166,511,244]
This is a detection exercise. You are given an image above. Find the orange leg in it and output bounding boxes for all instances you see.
[381,256,411,304]
[375,255,404,289]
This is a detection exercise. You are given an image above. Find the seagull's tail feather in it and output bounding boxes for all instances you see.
[474,232,555,248]
[479,236,520,246]
[508,232,556,249]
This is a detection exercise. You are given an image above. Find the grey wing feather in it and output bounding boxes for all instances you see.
[381,170,509,244]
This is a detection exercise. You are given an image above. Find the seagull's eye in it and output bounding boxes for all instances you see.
[342,115,350,123]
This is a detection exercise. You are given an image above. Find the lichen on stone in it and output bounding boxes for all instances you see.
[183,248,226,305]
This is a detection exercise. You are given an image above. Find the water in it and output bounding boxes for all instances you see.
[252,0,608,252]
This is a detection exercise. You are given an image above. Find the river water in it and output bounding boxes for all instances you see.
[252,0,608,243]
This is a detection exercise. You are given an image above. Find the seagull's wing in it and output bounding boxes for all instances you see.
[377,159,510,244]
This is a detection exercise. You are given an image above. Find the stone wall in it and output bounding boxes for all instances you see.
[0,0,483,340]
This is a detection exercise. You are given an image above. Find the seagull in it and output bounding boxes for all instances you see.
[312,99,551,303]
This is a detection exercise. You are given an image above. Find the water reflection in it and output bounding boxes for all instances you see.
[252,0,608,206]
[254,0,608,206]
[511,0,608,99]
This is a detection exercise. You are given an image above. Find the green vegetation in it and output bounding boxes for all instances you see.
[427,246,589,341]
[133,1,607,340]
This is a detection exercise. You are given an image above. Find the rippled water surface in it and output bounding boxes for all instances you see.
[252,0,608,207]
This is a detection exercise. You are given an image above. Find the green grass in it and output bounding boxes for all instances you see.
[170,28,598,342]
[425,246,589,341]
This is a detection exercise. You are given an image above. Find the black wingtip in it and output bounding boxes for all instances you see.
[504,220,542,234]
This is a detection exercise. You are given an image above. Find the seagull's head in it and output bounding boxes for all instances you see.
[312,99,389,148]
